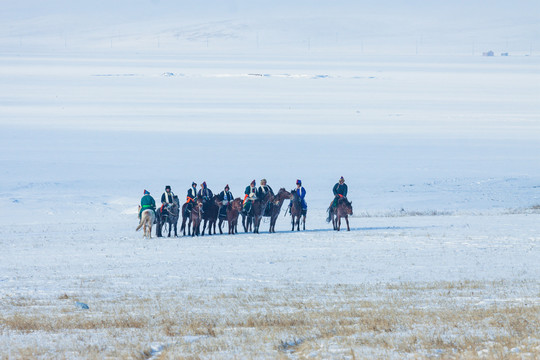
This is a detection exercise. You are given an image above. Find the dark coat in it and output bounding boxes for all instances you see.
[186,187,197,202]
[161,191,175,204]
[333,183,348,197]
[198,187,213,200]
[218,190,234,203]
[257,185,274,199]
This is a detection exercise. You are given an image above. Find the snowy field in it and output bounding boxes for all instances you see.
[1,1,540,358]
[1,52,539,359]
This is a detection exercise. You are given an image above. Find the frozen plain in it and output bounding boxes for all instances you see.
[1,50,540,358]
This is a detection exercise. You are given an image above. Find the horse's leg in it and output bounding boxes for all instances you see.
[291,215,295,231]
[302,215,306,231]
[337,217,341,231]
[201,219,207,236]
[345,216,350,231]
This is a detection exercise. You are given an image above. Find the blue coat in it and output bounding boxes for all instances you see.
[295,187,307,210]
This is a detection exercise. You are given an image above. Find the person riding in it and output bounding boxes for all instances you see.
[160,185,175,216]
[198,181,213,213]
[139,189,156,219]
[217,184,234,218]
[185,182,197,216]
[333,176,348,206]
[257,178,274,216]
[327,176,348,222]
[243,180,257,213]
[290,179,307,214]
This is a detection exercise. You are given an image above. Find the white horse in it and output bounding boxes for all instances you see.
[136,207,155,238]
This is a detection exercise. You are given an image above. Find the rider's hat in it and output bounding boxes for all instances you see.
[144,189,150,195]
[339,176,345,182]
[202,181,207,188]
[192,182,197,187]
[225,184,229,189]
[261,178,267,183]
[251,179,256,186]
[296,179,302,185]
[165,185,171,190]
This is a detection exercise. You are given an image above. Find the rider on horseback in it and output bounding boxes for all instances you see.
[218,184,234,219]
[257,178,274,216]
[289,179,307,214]
[139,189,156,219]
[327,176,348,222]
[198,181,213,213]
[185,182,197,216]
[243,180,257,214]
[160,185,175,217]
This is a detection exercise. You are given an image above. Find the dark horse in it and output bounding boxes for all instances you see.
[330,197,353,231]
[156,195,179,237]
[190,198,203,236]
[290,189,306,231]
[180,201,194,236]
[242,192,273,233]
[218,197,243,234]
[200,195,219,236]
[265,188,291,233]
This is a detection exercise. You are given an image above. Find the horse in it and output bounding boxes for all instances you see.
[218,197,242,235]
[200,195,219,236]
[190,199,203,236]
[265,188,292,233]
[180,201,194,236]
[251,191,273,234]
[331,197,353,231]
[156,195,179,237]
[290,189,306,231]
[241,201,253,233]
[136,207,155,238]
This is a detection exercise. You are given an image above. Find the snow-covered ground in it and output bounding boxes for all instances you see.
[1,1,540,357]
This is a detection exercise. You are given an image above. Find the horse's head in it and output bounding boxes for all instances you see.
[277,188,292,201]
[231,198,243,211]
[342,198,353,215]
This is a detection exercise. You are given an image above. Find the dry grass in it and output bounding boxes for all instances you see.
[1,281,539,359]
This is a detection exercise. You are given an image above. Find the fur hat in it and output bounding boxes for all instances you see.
[296,179,302,185]
[339,176,345,182]
[165,185,171,190]
[192,182,197,187]
[261,178,267,183]
[202,181,207,188]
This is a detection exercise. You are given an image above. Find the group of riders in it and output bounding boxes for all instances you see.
[139,176,348,224]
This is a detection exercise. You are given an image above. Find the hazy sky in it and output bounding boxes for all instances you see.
[2,1,538,54]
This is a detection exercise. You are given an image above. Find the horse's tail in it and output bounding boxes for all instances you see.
[137,210,151,231]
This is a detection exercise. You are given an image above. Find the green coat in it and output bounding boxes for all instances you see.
[139,194,156,217]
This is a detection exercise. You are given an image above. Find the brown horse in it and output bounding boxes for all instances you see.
[290,189,306,231]
[191,199,203,236]
[201,195,219,236]
[331,197,353,231]
[252,191,273,234]
[218,197,243,234]
[266,188,291,233]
